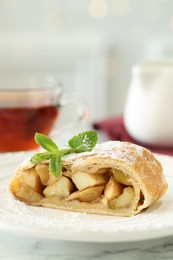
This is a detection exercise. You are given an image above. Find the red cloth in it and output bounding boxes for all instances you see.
[93,116,173,156]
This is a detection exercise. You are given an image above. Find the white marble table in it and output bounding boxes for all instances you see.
[0,232,173,260]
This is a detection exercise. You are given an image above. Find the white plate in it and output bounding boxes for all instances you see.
[0,152,173,243]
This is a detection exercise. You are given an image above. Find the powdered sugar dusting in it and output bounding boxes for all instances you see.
[95,141,144,156]
[63,141,145,167]
[94,141,124,151]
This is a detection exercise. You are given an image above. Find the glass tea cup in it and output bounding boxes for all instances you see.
[0,74,89,152]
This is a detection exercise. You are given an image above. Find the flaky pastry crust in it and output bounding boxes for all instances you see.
[9,141,168,216]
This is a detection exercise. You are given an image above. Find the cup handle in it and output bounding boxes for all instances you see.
[50,92,90,144]
[59,92,90,124]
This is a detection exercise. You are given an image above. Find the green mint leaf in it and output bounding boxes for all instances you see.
[49,154,62,178]
[34,132,59,153]
[59,148,75,157]
[31,130,98,178]
[68,130,98,152]
[31,151,51,163]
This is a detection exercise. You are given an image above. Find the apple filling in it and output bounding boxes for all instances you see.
[10,162,142,210]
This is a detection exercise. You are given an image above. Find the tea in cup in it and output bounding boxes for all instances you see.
[0,74,89,152]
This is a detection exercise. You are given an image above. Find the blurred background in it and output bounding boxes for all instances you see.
[0,0,173,121]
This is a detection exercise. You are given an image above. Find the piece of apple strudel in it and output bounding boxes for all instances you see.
[9,141,168,217]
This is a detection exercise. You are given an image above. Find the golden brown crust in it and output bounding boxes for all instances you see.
[9,141,168,217]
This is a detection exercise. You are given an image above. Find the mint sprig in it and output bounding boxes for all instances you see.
[68,130,98,153]
[31,130,98,178]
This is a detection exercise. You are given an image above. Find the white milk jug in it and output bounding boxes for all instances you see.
[124,58,173,147]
